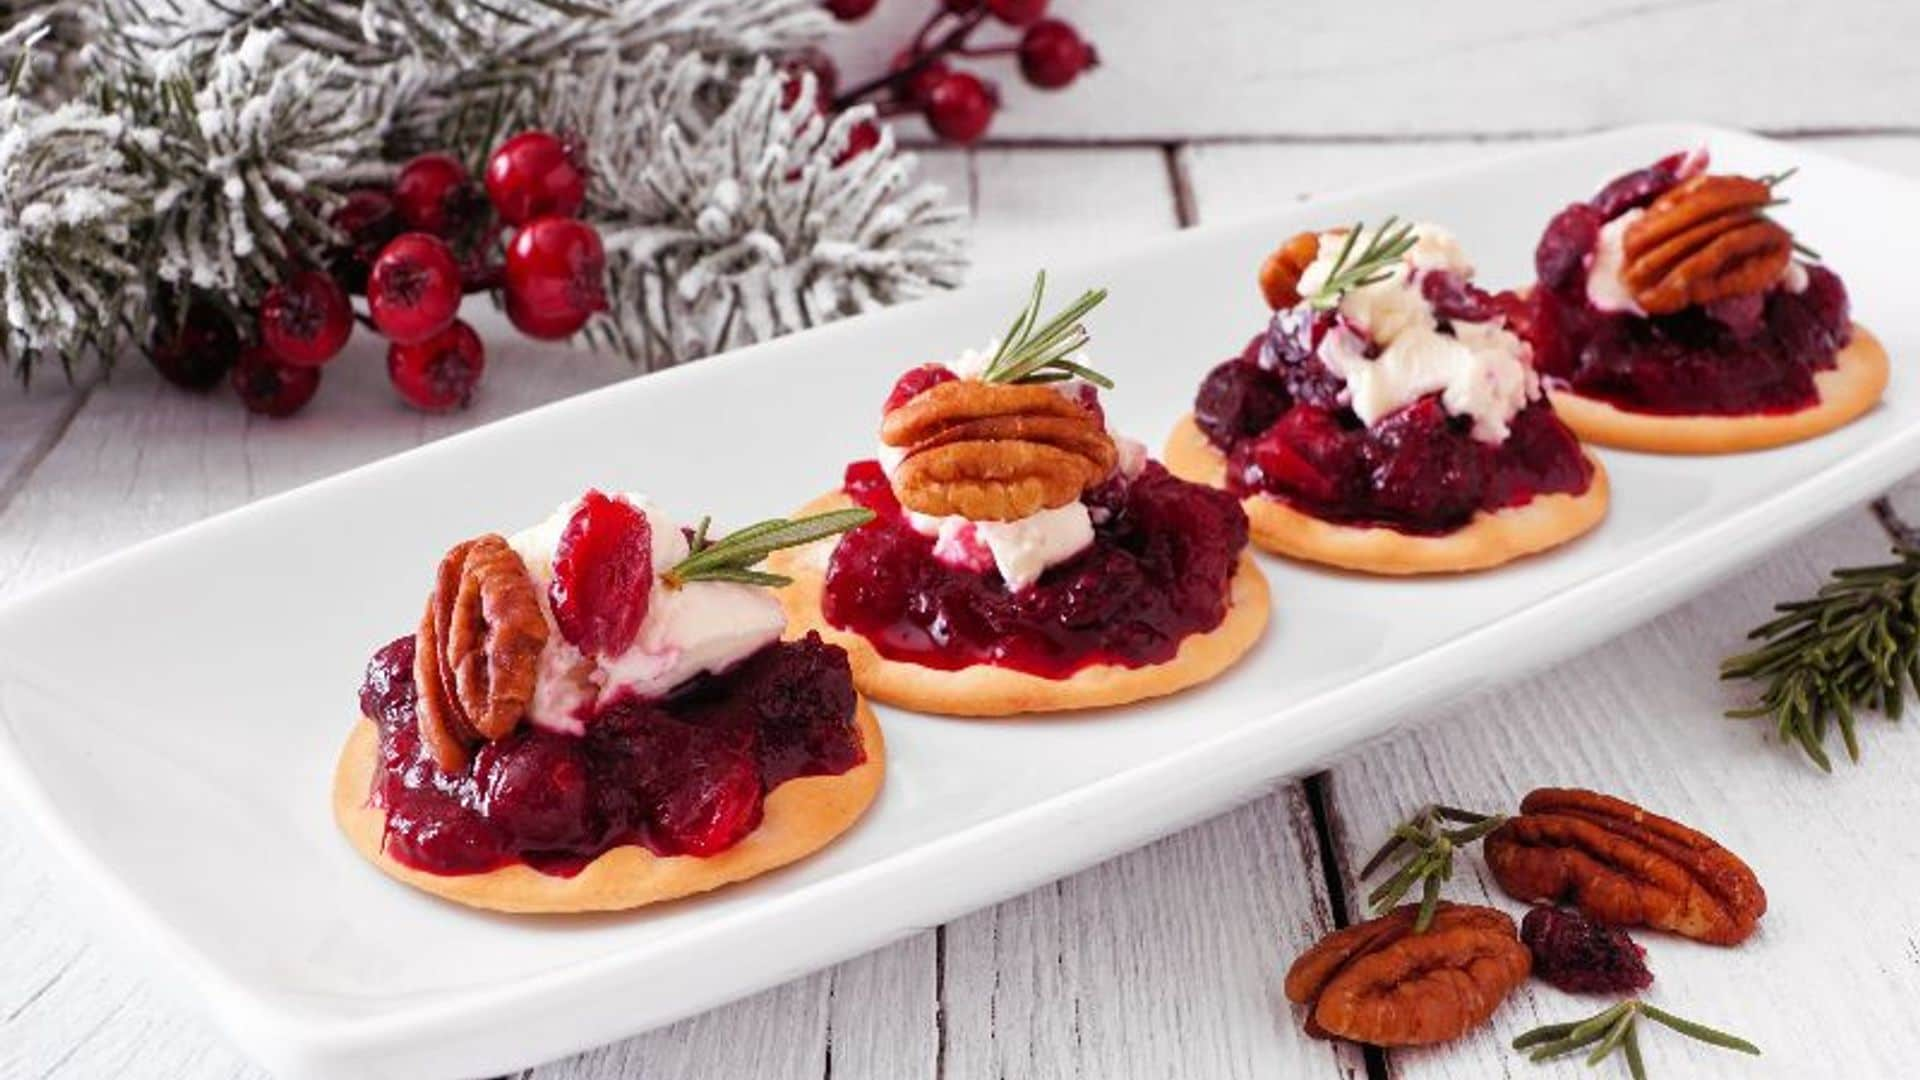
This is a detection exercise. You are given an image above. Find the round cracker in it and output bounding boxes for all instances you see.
[333,700,884,914]
[1162,414,1609,575]
[1546,323,1888,454]
[768,491,1270,717]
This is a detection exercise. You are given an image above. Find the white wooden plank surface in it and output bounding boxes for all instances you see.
[829,0,1920,141]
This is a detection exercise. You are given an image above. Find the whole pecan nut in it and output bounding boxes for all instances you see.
[882,379,1115,520]
[1284,902,1531,1046]
[412,534,548,771]
[1483,788,1766,946]
[1259,231,1322,309]
[1621,175,1792,315]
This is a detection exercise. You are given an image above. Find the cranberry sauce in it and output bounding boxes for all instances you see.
[357,633,865,877]
[1526,159,1853,417]
[1196,327,1593,536]
[821,458,1248,679]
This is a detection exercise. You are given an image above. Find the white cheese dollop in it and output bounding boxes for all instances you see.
[1585,209,1645,315]
[507,493,784,734]
[1297,223,1537,444]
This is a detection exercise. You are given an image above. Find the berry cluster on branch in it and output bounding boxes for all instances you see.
[0,0,969,414]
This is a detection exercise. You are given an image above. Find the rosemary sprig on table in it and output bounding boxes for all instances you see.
[1357,803,1506,931]
[1514,1000,1759,1078]
[1722,500,1920,771]
[663,508,874,588]
[1304,216,1418,310]
[979,271,1114,388]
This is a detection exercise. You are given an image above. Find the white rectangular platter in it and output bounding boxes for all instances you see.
[1,125,1916,1079]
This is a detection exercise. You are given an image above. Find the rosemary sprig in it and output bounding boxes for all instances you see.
[1722,512,1920,771]
[1357,803,1506,931]
[979,271,1114,388]
[662,508,874,588]
[1514,1000,1759,1077]
[1758,168,1822,259]
[1305,216,1419,310]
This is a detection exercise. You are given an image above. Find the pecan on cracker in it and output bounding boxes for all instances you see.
[413,534,548,771]
[1621,175,1793,315]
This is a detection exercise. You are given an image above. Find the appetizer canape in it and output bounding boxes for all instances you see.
[772,274,1269,716]
[335,491,880,913]
[1167,219,1608,574]
[1524,148,1886,453]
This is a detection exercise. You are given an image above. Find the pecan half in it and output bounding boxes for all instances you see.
[882,379,1115,520]
[1484,788,1766,946]
[1285,902,1531,1047]
[1259,231,1322,309]
[1621,175,1792,315]
[413,535,548,771]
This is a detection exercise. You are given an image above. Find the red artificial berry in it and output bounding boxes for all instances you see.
[1019,18,1098,89]
[258,270,352,367]
[504,217,608,340]
[924,71,998,144]
[883,363,956,412]
[328,188,402,293]
[823,0,879,19]
[147,300,240,391]
[368,232,463,344]
[889,51,951,108]
[387,319,485,412]
[551,490,654,657]
[782,49,840,111]
[393,153,479,236]
[836,120,882,166]
[986,0,1046,25]
[652,748,765,856]
[484,131,588,227]
[230,345,321,418]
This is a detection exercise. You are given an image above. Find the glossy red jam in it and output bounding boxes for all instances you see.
[1197,323,1593,536]
[1525,157,1853,416]
[357,632,865,876]
[822,459,1248,679]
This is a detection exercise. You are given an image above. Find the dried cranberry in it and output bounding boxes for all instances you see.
[1193,358,1288,448]
[1364,397,1486,530]
[1589,162,1681,220]
[359,635,418,729]
[551,491,654,657]
[1421,271,1499,324]
[1245,405,1357,507]
[384,801,503,874]
[1535,203,1604,296]
[1262,307,1345,409]
[477,735,594,851]
[843,459,900,516]
[1521,905,1653,995]
[1704,292,1767,340]
[884,362,957,412]
[649,741,764,856]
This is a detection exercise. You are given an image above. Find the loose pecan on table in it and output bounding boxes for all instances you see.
[1258,230,1322,309]
[1284,902,1532,1047]
[1621,174,1793,315]
[1483,788,1766,946]
[882,379,1116,520]
[412,534,548,771]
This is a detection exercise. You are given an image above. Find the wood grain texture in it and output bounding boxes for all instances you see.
[828,0,1920,140]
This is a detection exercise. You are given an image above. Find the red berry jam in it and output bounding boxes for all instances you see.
[1525,156,1853,417]
[1520,905,1654,995]
[822,459,1248,679]
[357,632,865,876]
[1196,318,1592,536]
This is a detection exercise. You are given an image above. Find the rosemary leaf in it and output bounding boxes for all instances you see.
[1305,217,1419,311]
[979,271,1114,388]
[664,508,874,588]
[1637,1004,1761,1055]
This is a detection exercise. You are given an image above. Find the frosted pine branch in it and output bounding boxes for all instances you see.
[120,29,384,304]
[569,55,968,368]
